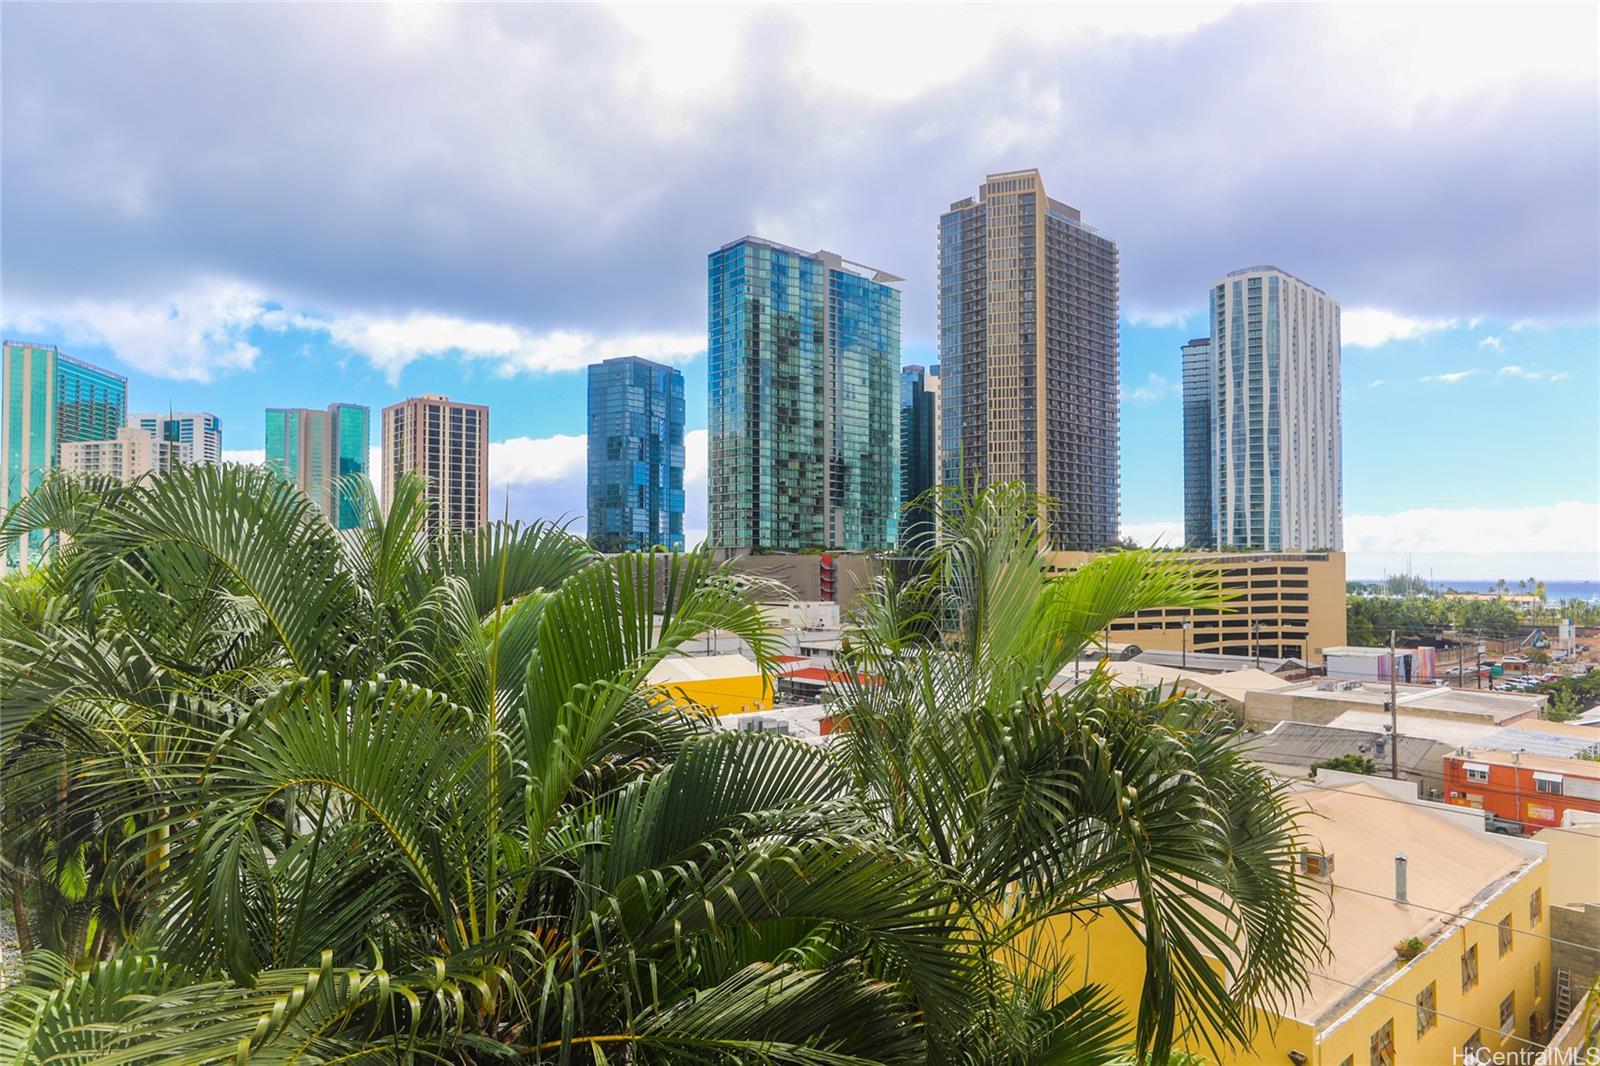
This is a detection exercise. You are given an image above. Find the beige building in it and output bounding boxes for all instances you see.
[1051,548,1348,664]
[940,169,1120,550]
[58,426,177,484]
[380,394,488,536]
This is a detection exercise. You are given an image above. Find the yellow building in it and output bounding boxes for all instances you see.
[1051,779,1551,1065]
[1049,549,1348,665]
[645,654,773,716]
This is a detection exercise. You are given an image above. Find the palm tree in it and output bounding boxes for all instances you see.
[828,485,1326,1063]
[0,470,1323,1063]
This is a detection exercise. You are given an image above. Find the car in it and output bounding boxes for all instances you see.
[1485,814,1523,835]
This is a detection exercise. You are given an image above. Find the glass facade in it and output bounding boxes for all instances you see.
[899,365,937,550]
[1181,337,1215,547]
[265,403,371,529]
[131,412,221,464]
[586,356,685,551]
[2,342,127,571]
[1210,267,1342,551]
[708,238,900,552]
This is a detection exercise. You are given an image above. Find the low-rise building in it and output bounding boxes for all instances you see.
[1050,549,1348,664]
[1244,720,1455,798]
[1445,720,1600,835]
[1326,645,1439,682]
[645,654,772,716]
[1050,777,1553,1065]
[1245,679,1544,731]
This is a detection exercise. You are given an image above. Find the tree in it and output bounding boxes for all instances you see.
[1310,754,1379,777]
[0,470,1326,1063]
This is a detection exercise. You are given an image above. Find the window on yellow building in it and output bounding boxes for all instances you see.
[1416,981,1437,1036]
[1370,1019,1396,1066]
[1534,962,1543,1000]
[1498,915,1513,956]
[1499,992,1515,1038]
[1464,1030,1487,1066]
[1338,1058,1353,1066]
[1530,888,1542,926]
[1462,944,1479,992]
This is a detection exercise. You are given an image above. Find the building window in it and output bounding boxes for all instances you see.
[1416,981,1437,1036]
[1498,915,1513,956]
[1464,1030,1487,1064]
[1462,944,1479,992]
[1499,992,1515,1037]
[1465,765,1490,784]
[1339,1058,1354,1066]
[1370,1019,1396,1066]
[1535,776,1563,795]
[1534,961,1542,998]
[1530,888,1542,926]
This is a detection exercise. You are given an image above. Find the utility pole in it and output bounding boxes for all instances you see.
[1389,629,1400,779]
[1182,621,1191,670]
[1252,621,1261,670]
[1476,637,1483,690]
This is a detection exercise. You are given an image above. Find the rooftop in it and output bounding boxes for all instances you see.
[1244,721,1451,779]
[646,654,762,685]
[1282,781,1537,1027]
[1261,679,1544,724]
[1220,264,1331,296]
[714,236,904,285]
[1326,709,1499,749]
[713,703,832,743]
[1131,649,1307,675]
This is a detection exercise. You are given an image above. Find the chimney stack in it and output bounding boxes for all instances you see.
[1395,853,1409,904]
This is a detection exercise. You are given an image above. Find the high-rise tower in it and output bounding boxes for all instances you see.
[130,411,222,465]
[1208,266,1342,551]
[708,237,901,552]
[587,356,685,551]
[1,340,127,572]
[381,394,487,537]
[1180,337,1215,548]
[938,170,1119,549]
[266,403,371,528]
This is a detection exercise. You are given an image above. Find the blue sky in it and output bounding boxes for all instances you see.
[3,3,1597,579]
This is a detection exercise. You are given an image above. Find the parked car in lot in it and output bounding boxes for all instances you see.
[1486,813,1523,835]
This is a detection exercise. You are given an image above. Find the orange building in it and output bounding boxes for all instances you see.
[1444,720,1600,834]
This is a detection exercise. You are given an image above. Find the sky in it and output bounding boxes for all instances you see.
[3,2,1597,580]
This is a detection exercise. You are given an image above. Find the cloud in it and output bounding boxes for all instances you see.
[1368,379,1384,388]
[1120,519,1185,547]
[1121,372,1179,405]
[2,3,1594,357]
[221,448,265,465]
[684,428,708,489]
[1124,309,1192,329]
[5,279,267,382]
[1478,335,1502,350]
[1419,369,1478,384]
[279,309,704,383]
[1498,365,1570,382]
[1341,308,1458,348]
[1345,501,1599,580]
[489,434,587,486]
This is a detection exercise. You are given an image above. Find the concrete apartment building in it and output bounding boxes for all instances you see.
[380,394,487,536]
[939,169,1120,550]
[130,411,222,465]
[708,237,901,552]
[265,403,371,529]
[1206,266,1342,551]
[1052,548,1348,663]
[59,425,178,483]
[2,341,128,573]
[587,356,685,552]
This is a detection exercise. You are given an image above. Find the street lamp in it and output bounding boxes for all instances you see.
[1182,620,1192,669]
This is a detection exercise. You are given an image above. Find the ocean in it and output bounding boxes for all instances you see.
[1353,579,1600,602]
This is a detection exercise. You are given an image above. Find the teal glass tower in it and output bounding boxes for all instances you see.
[586,356,685,551]
[708,238,901,552]
[2,340,128,571]
[898,364,937,551]
[265,402,371,529]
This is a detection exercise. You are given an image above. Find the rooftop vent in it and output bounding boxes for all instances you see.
[1299,850,1335,879]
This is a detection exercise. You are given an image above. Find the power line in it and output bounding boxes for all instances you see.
[1325,881,1597,957]
[1313,972,1548,1054]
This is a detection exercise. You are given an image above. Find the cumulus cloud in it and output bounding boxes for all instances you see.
[1120,519,1185,547]
[221,448,265,466]
[3,3,1594,357]
[490,434,587,486]
[1419,369,1478,384]
[1498,365,1570,382]
[1368,379,1385,388]
[1121,372,1179,405]
[6,279,266,382]
[1478,335,1502,350]
[1341,308,1458,348]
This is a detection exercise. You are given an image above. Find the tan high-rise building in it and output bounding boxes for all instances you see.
[380,394,488,536]
[59,425,178,484]
[939,170,1120,550]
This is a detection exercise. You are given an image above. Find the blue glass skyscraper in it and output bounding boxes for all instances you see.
[587,356,685,551]
[708,238,901,552]
[899,365,937,550]
[1180,337,1215,548]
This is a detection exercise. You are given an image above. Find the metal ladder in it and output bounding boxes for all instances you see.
[1554,969,1573,1026]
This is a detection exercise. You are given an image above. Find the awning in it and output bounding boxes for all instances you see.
[1462,762,1491,774]
[1532,771,1564,784]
